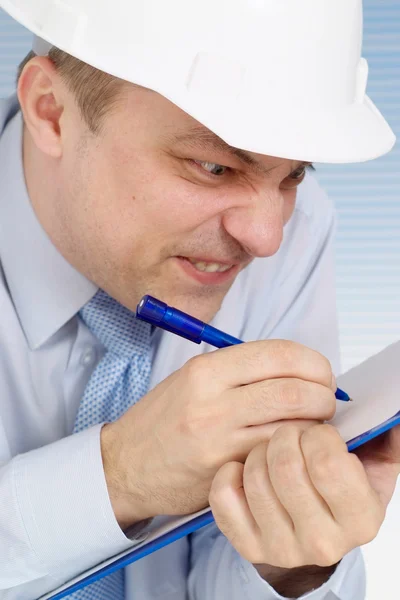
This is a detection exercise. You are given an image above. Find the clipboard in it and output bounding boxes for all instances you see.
[40,341,400,600]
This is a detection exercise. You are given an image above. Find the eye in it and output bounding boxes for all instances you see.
[194,160,228,176]
[290,166,307,181]
[281,164,313,190]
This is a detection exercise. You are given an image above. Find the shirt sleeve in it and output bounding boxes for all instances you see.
[188,525,365,600]
[0,424,144,600]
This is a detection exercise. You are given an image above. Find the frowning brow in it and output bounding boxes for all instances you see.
[165,127,312,175]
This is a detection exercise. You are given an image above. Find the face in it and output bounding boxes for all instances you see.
[26,82,311,323]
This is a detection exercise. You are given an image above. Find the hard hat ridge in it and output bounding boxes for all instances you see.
[32,35,52,56]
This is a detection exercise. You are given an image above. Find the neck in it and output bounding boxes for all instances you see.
[23,125,55,225]
[22,125,70,261]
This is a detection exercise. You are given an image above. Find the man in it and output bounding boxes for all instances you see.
[0,0,398,599]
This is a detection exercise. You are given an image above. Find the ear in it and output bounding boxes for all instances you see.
[17,56,65,158]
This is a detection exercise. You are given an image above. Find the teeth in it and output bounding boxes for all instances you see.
[188,259,232,273]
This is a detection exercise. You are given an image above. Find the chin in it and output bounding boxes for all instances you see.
[145,288,226,324]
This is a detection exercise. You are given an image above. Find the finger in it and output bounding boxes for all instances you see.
[265,425,344,564]
[267,425,333,521]
[232,419,318,465]
[190,339,334,390]
[209,462,264,564]
[230,378,336,427]
[243,442,303,568]
[302,425,385,545]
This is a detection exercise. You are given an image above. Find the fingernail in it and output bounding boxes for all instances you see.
[331,373,337,392]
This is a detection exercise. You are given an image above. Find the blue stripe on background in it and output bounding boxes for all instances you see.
[0,2,399,372]
[0,9,32,96]
[315,0,400,370]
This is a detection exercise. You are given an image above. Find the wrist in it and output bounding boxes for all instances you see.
[101,423,151,530]
[254,563,339,597]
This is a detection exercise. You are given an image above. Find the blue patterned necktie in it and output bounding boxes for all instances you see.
[71,289,153,600]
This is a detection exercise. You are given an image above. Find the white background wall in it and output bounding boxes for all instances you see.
[0,2,399,599]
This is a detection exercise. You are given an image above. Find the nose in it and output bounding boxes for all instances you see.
[221,189,285,258]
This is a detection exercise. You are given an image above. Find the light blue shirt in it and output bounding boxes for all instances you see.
[0,96,365,600]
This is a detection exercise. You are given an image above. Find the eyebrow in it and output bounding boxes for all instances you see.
[166,127,312,176]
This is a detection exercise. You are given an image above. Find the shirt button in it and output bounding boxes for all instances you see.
[81,348,96,367]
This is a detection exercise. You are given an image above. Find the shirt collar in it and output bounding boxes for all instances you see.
[0,107,98,350]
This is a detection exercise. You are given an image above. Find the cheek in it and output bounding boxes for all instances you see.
[81,136,227,258]
[83,169,222,262]
[104,144,204,230]
[282,189,298,224]
[131,176,226,235]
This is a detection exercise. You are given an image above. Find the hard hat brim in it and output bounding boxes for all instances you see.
[161,89,396,165]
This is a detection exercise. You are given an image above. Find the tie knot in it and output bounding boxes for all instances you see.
[79,289,152,358]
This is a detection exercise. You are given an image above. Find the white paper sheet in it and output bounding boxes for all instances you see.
[331,340,400,442]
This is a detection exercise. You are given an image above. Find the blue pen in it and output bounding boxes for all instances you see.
[136,295,351,402]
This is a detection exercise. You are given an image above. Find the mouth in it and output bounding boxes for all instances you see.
[175,256,241,285]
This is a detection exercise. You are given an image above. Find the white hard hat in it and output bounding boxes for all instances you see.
[1,0,396,163]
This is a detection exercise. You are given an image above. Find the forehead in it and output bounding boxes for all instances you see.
[120,87,308,174]
[164,126,309,175]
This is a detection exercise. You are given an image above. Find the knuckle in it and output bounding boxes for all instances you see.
[268,339,299,370]
[277,380,335,421]
[309,449,342,482]
[276,455,304,484]
[306,535,343,567]
[184,354,211,382]
[303,423,341,447]
[274,379,305,413]
[270,443,304,483]
[302,426,344,473]
[239,341,267,371]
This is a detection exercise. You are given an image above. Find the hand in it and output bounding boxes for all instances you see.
[101,340,337,528]
[355,424,400,509]
[209,423,399,581]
